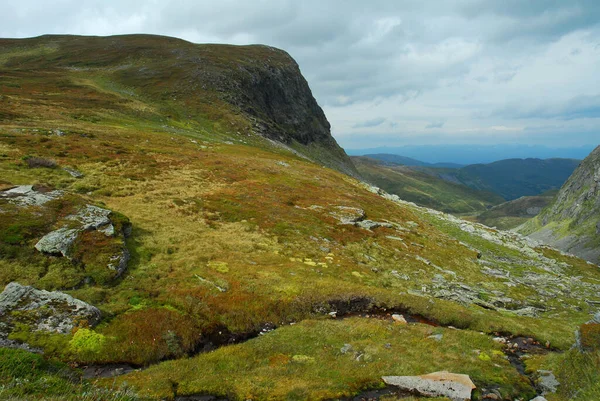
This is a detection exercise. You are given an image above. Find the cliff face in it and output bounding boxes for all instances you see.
[0,35,357,176]
[520,145,600,263]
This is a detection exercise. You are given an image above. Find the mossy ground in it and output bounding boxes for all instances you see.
[1,35,599,400]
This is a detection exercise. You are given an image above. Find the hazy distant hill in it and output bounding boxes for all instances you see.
[419,158,581,201]
[364,153,464,168]
[346,144,595,165]
[352,156,503,214]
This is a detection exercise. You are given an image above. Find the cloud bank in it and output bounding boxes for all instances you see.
[1,0,599,148]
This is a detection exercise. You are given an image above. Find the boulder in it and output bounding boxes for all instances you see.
[0,282,101,340]
[383,371,475,401]
[34,227,79,258]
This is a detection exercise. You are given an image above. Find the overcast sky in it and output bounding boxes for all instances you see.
[1,1,599,149]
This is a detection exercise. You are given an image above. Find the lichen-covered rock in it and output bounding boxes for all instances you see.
[383,371,475,401]
[67,205,113,233]
[0,282,101,340]
[34,227,79,257]
[1,185,131,285]
[0,185,63,207]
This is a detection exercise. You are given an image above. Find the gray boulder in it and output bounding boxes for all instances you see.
[34,227,79,258]
[0,282,101,340]
[383,371,475,401]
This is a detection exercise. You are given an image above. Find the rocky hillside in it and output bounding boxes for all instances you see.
[520,146,600,264]
[1,35,599,401]
[0,34,357,176]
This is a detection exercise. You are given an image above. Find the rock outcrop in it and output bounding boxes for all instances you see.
[519,146,600,264]
[0,282,101,345]
[1,185,131,284]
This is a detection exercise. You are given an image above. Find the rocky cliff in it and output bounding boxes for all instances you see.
[519,145,600,263]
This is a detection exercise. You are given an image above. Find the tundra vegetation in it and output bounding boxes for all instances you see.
[0,35,599,401]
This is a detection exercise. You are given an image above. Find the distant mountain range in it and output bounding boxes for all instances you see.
[346,144,595,165]
[363,153,464,168]
[356,155,580,203]
[352,156,503,214]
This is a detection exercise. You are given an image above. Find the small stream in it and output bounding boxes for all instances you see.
[82,302,552,400]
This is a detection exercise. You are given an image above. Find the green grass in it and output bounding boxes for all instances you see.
[0,348,141,401]
[111,318,534,400]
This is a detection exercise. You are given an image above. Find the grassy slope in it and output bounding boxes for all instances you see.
[1,35,599,400]
[352,156,503,214]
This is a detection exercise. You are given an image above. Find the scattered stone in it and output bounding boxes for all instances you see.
[329,206,365,224]
[536,370,559,394]
[356,220,394,230]
[276,161,290,167]
[391,314,407,324]
[340,343,353,354]
[0,282,101,342]
[530,397,548,401]
[63,167,84,178]
[428,334,443,341]
[383,371,475,401]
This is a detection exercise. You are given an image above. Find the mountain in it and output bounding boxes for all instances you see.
[364,153,464,168]
[0,34,357,177]
[1,34,599,400]
[352,156,503,214]
[346,144,596,165]
[473,190,557,230]
[425,158,581,201]
[519,146,600,264]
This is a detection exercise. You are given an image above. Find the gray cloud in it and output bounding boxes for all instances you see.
[353,118,387,129]
[425,122,445,129]
[0,0,599,148]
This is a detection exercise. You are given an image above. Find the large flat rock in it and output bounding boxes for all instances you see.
[382,371,475,401]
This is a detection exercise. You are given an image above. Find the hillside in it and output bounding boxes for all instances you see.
[352,156,503,214]
[1,34,600,401]
[473,191,557,230]
[519,146,600,264]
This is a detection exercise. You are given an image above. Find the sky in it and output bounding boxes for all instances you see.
[1,0,599,150]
